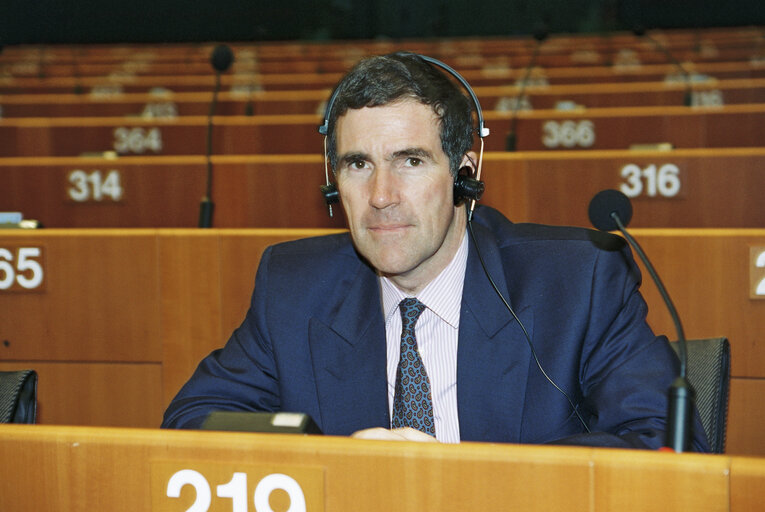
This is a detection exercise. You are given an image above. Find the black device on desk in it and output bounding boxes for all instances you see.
[201,411,322,435]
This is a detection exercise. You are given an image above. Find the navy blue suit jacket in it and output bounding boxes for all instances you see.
[162,206,709,451]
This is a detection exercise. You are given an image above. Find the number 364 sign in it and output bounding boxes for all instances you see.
[151,462,324,512]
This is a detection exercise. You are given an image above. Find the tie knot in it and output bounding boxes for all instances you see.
[399,297,426,329]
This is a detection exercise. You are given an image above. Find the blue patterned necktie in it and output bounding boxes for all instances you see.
[391,297,435,436]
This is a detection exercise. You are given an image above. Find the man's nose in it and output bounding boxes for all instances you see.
[368,168,400,209]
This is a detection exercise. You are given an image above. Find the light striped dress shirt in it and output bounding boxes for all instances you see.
[380,231,468,443]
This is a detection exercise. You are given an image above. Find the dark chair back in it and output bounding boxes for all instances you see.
[670,338,730,453]
[0,370,38,423]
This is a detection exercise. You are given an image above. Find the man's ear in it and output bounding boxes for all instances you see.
[460,151,478,175]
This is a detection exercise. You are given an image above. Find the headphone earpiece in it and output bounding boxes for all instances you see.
[321,183,339,206]
[319,130,338,216]
[454,166,485,205]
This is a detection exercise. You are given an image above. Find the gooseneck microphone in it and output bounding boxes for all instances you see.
[72,48,84,95]
[506,26,548,151]
[588,189,692,452]
[35,45,46,80]
[0,43,6,80]
[633,26,693,107]
[199,44,234,228]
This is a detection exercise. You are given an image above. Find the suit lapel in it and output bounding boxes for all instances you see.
[457,223,533,442]
[308,258,389,435]
[305,219,535,441]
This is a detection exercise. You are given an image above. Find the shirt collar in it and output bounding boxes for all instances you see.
[380,229,468,328]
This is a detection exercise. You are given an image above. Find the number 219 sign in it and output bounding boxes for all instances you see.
[751,247,765,299]
[151,462,324,512]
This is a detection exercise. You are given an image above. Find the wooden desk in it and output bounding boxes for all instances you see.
[2,78,764,118]
[2,60,764,95]
[499,104,765,151]
[2,26,759,68]
[2,148,763,228]
[2,40,758,77]
[0,229,764,454]
[0,154,347,229]
[483,148,765,228]
[480,78,765,110]
[0,229,335,428]
[1,424,760,512]
[2,104,764,157]
[629,228,765,456]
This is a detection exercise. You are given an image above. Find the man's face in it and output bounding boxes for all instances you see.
[334,99,468,294]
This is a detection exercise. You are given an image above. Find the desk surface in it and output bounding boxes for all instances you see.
[0,424,761,512]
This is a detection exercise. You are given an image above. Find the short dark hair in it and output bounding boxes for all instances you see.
[326,52,475,176]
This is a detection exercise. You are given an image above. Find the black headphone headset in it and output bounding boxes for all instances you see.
[317,54,490,217]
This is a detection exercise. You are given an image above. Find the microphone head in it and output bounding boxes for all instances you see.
[632,25,646,37]
[532,23,549,42]
[588,189,633,231]
[210,44,234,73]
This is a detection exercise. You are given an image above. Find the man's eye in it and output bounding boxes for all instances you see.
[406,157,422,167]
[351,160,366,169]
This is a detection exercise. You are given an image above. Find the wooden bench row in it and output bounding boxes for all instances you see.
[1,228,763,455]
[4,43,761,79]
[3,60,764,94]
[2,104,764,157]
[2,27,760,71]
[2,148,763,229]
[3,78,763,118]
[6,29,758,60]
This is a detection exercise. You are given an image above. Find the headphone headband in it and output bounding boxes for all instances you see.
[318,53,489,138]
[318,53,488,219]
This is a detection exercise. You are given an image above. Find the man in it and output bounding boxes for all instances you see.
[162,53,709,451]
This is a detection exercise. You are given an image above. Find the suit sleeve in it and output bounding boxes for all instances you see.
[558,244,710,452]
[161,246,280,429]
